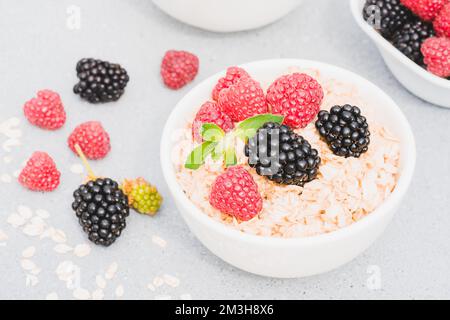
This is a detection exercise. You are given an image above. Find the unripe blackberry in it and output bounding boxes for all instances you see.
[244,122,321,187]
[315,105,370,158]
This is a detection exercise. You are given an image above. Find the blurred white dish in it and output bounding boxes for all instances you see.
[160,59,416,278]
[350,0,450,108]
[152,0,302,32]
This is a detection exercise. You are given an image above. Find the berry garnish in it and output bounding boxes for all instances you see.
[185,114,284,170]
[400,0,447,21]
[315,105,371,158]
[161,50,199,90]
[121,178,163,216]
[68,121,111,160]
[192,101,234,143]
[392,18,435,66]
[363,0,414,39]
[245,122,321,187]
[266,73,324,129]
[433,3,450,37]
[421,37,450,78]
[209,166,262,221]
[212,66,250,101]
[73,58,130,103]
[23,90,66,130]
[71,145,130,247]
[18,151,61,192]
[218,77,268,122]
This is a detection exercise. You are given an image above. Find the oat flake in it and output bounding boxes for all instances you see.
[26,274,39,287]
[51,229,67,243]
[21,259,36,271]
[22,246,36,258]
[54,244,73,254]
[92,289,104,300]
[152,235,167,248]
[105,262,118,280]
[163,274,180,288]
[23,223,45,237]
[35,209,50,219]
[70,164,84,174]
[96,275,106,289]
[152,276,164,287]
[73,288,90,300]
[73,244,91,257]
[45,292,59,300]
[18,205,33,219]
[115,285,124,298]
[7,213,26,228]
[0,229,8,242]
[0,173,11,183]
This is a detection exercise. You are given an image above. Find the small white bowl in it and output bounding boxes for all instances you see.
[350,0,450,108]
[160,59,416,278]
[152,0,302,33]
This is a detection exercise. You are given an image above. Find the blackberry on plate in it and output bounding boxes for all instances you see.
[363,0,414,39]
[72,178,130,247]
[392,19,435,66]
[73,58,129,103]
[315,105,370,158]
[244,122,321,187]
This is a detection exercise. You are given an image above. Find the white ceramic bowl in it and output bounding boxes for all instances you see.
[350,0,450,108]
[152,0,302,33]
[160,59,416,278]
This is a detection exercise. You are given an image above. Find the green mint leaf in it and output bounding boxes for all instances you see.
[224,146,237,167]
[235,114,284,140]
[185,141,218,170]
[201,123,225,142]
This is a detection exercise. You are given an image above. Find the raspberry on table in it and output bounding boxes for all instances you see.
[121,178,162,216]
[23,90,66,130]
[73,58,129,103]
[315,105,371,158]
[72,178,130,247]
[400,0,447,21]
[245,122,321,187]
[161,50,199,90]
[18,151,61,192]
[218,77,268,122]
[192,101,234,142]
[212,66,250,101]
[209,166,263,221]
[421,37,450,78]
[433,3,450,37]
[68,121,111,160]
[266,73,323,129]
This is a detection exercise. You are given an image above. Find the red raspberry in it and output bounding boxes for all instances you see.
[400,0,448,21]
[421,37,450,77]
[161,50,199,90]
[434,3,450,37]
[23,90,66,130]
[68,121,111,160]
[218,78,268,122]
[212,67,250,101]
[192,101,234,142]
[266,73,323,129]
[209,166,262,221]
[18,152,61,192]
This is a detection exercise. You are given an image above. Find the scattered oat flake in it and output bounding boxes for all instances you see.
[18,205,33,219]
[180,294,192,300]
[152,235,167,248]
[73,244,91,257]
[70,164,84,174]
[96,275,107,289]
[163,274,180,288]
[46,292,59,300]
[0,173,11,183]
[115,285,124,298]
[26,274,39,287]
[22,246,36,258]
[73,288,90,300]
[23,223,45,237]
[155,294,172,300]
[105,262,118,280]
[21,259,36,271]
[54,244,73,254]
[153,276,164,287]
[35,209,50,219]
[0,230,8,242]
[51,229,67,243]
[92,289,104,300]
[7,213,25,227]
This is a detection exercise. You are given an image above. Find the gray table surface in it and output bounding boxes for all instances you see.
[0,0,449,300]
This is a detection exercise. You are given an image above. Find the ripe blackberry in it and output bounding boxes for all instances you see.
[315,105,370,158]
[363,0,414,39]
[73,58,129,103]
[392,19,435,66]
[244,122,321,187]
[72,178,130,247]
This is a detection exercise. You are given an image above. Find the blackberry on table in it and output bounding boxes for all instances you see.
[72,178,130,247]
[73,58,129,103]
[244,122,321,187]
[315,105,370,158]
[392,19,435,66]
[363,0,414,39]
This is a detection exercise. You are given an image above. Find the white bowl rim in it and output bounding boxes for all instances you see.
[350,0,450,89]
[160,58,416,248]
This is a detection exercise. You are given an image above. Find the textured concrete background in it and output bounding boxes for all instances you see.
[0,0,449,300]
